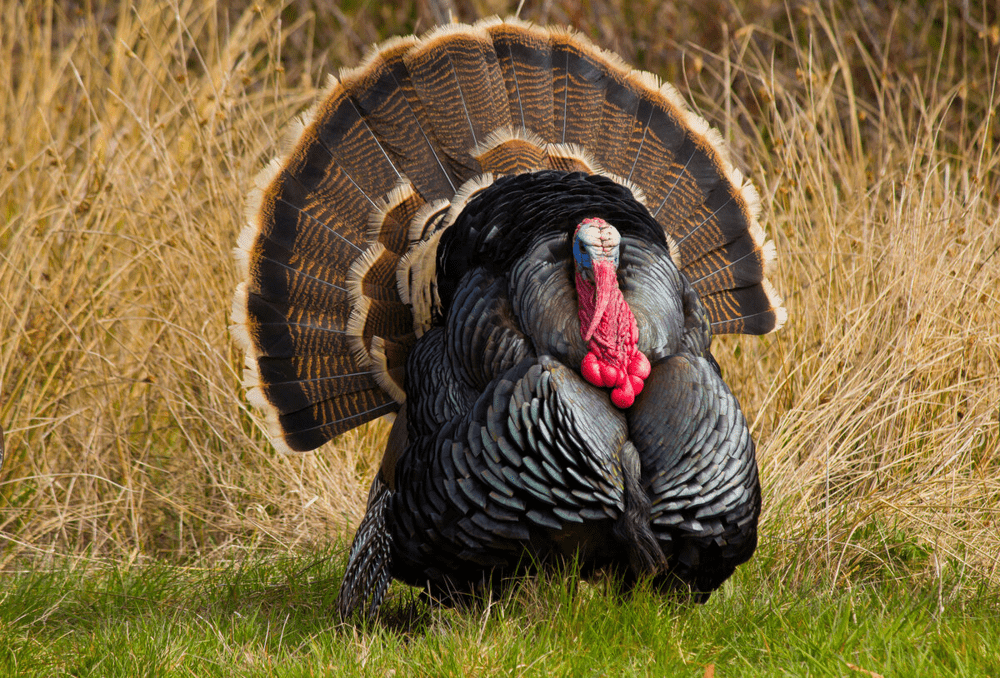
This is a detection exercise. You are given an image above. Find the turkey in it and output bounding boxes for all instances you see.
[231,17,786,619]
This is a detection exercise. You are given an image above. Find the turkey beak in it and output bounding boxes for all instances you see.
[582,259,616,341]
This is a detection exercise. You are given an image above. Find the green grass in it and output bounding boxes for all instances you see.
[2,547,997,676]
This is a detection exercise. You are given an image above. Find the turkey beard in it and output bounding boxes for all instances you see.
[576,259,651,408]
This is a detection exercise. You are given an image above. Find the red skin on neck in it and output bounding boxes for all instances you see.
[576,260,651,408]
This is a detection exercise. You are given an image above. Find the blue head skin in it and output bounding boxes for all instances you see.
[573,218,620,284]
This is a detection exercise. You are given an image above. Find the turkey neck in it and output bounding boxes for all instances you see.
[576,263,632,354]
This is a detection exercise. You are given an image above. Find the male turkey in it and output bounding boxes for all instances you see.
[232,17,785,619]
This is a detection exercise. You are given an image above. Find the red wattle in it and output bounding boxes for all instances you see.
[576,266,649,408]
[629,350,651,380]
[629,374,644,396]
[581,352,602,386]
[600,363,620,388]
[582,260,617,341]
[611,379,635,408]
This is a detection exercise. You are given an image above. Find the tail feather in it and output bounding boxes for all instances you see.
[651,143,724,237]
[685,237,768,294]
[347,245,403,303]
[344,39,458,201]
[551,30,610,147]
[242,295,353,357]
[473,127,549,175]
[405,24,512,184]
[486,20,555,140]
[592,75,648,179]
[257,356,381,411]
[272,85,397,251]
[621,89,690,210]
[546,142,602,174]
[370,336,412,404]
[311,83,403,204]
[249,240,350,314]
[279,395,398,452]
[347,295,415,363]
[704,280,787,335]
[367,182,426,254]
[260,173,368,258]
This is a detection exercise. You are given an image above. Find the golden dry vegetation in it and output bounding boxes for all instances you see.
[1,0,998,594]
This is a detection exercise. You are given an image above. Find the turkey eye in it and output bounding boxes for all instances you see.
[572,237,593,271]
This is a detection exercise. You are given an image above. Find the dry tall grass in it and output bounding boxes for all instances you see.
[1,0,997,589]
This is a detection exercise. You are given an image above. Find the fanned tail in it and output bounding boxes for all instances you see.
[232,16,785,455]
